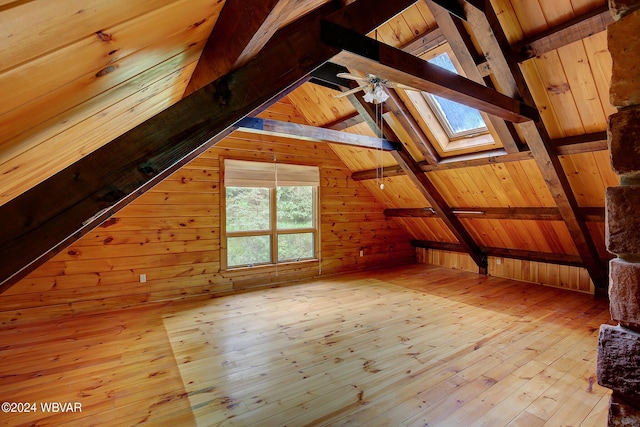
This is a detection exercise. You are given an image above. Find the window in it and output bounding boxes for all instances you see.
[223,159,319,268]
[423,53,488,139]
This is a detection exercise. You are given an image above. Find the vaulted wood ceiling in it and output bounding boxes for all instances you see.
[0,0,617,293]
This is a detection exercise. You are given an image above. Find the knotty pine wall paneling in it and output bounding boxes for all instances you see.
[416,248,594,293]
[0,132,415,324]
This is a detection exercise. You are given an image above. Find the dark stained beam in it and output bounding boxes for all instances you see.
[463,0,607,290]
[352,164,405,180]
[0,0,419,293]
[411,240,588,267]
[385,207,437,218]
[351,149,533,180]
[322,20,540,123]
[386,206,604,221]
[513,5,614,62]
[554,131,608,155]
[387,206,562,220]
[185,0,289,96]
[425,0,523,153]
[237,117,397,150]
[309,62,353,88]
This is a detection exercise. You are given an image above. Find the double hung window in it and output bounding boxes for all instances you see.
[223,159,319,268]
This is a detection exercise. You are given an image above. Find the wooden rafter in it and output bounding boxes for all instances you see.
[0,0,419,293]
[513,5,614,62]
[425,0,523,153]
[185,0,288,96]
[459,0,607,290]
[322,20,539,123]
[236,117,397,150]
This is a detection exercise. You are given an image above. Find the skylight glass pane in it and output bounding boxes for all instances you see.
[427,53,487,137]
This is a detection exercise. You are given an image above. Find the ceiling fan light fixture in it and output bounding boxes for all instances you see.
[363,83,389,104]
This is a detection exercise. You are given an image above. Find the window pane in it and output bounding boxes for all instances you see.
[427,53,487,135]
[431,95,487,134]
[226,187,270,231]
[278,233,314,261]
[277,186,314,229]
[227,236,271,266]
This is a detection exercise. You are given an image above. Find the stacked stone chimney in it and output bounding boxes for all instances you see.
[597,1,640,425]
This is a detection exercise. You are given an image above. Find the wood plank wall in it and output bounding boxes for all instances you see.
[0,126,415,325]
[417,248,594,293]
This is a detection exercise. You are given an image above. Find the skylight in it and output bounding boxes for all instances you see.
[424,53,488,139]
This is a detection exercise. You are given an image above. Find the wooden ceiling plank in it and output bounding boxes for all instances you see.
[322,21,539,123]
[463,0,607,290]
[425,0,523,153]
[0,0,419,293]
[513,5,614,62]
[393,148,487,271]
[236,117,397,150]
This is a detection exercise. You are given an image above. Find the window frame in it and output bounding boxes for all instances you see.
[403,44,500,154]
[221,158,320,270]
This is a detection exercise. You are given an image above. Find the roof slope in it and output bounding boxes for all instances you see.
[0,0,618,292]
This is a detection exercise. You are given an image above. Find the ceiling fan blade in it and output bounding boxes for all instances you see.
[334,85,369,98]
[336,72,368,82]
[388,81,418,91]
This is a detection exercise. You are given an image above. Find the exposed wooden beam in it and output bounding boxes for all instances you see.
[322,20,540,123]
[425,0,523,153]
[352,130,608,180]
[554,131,608,155]
[0,0,419,293]
[430,0,466,20]
[411,240,587,267]
[237,117,397,150]
[324,112,365,131]
[185,0,289,96]
[309,62,354,88]
[352,164,406,180]
[513,5,614,62]
[400,26,446,56]
[463,0,607,290]
[351,149,533,180]
[386,206,604,221]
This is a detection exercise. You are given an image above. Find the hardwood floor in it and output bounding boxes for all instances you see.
[0,264,613,426]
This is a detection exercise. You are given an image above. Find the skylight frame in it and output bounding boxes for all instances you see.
[422,52,489,140]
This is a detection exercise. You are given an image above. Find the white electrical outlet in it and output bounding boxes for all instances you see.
[140,274,147,283]
[359,250,364,257]
[496,258,501,265]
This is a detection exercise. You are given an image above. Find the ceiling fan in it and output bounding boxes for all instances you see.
[335,72,414,104]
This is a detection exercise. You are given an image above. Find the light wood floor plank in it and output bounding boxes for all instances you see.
[0,264,612,426]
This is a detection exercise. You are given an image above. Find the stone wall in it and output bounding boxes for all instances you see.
[597,1,640,425]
